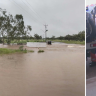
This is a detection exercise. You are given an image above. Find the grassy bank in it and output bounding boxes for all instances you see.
[2,39,45,45]
[27,39,85,45]
[11,39,45,43]
[0,48,34,55]
[3,39,85,45]
[52,40,85,45]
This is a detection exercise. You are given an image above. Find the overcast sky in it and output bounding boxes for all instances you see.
[0,0,85,37]
[86,0,96,5]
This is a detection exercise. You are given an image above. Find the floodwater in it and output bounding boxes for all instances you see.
[0,43,85,96]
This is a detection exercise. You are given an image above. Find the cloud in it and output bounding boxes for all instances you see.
[0,0,85,37]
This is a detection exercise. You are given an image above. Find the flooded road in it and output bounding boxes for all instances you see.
[0,43,85,96]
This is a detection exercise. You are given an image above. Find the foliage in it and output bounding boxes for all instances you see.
[17,40,27,45]
[50,31,85,41]
[28,50,34,52]
[0,48,15,54]
[51,36,55,40]
[11,40,27,44]
[34,34,42,40]
[19,46,24,51]
[0,8,32,45]
[52,40,85,45]
[0,39,3,43]
[38,50,44,53]
[0,47,34,55]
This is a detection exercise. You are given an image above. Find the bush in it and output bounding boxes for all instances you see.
[19,46,24,51]
[38,50,44,53]
[0,39,2,43]
[28,50,34,52]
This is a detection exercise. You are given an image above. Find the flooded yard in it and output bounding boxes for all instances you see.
[0,43,85,96]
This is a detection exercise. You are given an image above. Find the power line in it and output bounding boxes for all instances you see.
[27,0,46,14]
[21,0,44,25]
[12,0,42,23]
[9,0,43,25]
[25,0,46,24]
[29,0,48,23]
[10,0,36,22]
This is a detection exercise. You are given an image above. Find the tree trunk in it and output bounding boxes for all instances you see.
[2,33,4,45]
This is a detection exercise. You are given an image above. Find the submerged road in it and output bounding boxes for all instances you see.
[0,43,85,96]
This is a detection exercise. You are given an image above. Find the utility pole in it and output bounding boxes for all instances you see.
[41,29,45,41]
[44,24,48,42]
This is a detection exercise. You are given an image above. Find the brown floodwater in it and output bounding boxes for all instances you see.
[0,43,85,96]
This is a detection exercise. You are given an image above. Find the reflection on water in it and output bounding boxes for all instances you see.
[0,43,85,96]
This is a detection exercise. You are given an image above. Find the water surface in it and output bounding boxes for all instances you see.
[0,43,85,96]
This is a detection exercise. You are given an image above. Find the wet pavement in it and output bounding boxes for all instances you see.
[86,77,96,96]
[86,57,96,96]
[0,43,85,96]
[86,57,96,79]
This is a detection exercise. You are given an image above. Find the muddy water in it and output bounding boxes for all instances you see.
[0,43,85,96]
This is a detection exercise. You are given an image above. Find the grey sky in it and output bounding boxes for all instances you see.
[86,0,96,5]
[0,0,85,37]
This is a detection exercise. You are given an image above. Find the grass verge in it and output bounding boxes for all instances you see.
[52,40,85,45]
[0,48,34,55]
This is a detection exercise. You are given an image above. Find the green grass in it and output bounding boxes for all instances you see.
[10,39,45,43]
[26,39,85,45]
[0,48,15,54]
[0,48,34,55]
[11,40,27,44]
[27,39,45,42]
[38,50,44,53]
[52,40,85,45]
[28,50,34,52]
[3,39,85,45]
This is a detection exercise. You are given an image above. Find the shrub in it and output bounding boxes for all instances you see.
[38,50,44,53]
[0,39,2,43]
[19,46,24,51]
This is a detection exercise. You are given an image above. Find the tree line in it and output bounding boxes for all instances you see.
[49,31,85,41]
[20,31,85,41]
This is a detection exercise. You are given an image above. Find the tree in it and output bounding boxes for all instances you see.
[0,8,32,44]
[51,36,55,40]
[34,34,42,40]
[64,34,72,41]
[25,25,32,41]
[14,14,25,41]
[0,9,7,44]
[58,36,64,41]
[77,31,85,41]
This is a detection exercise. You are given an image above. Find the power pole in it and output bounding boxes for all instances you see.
[44,24,48,42]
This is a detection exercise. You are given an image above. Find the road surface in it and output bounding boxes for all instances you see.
[86,57,96,96]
